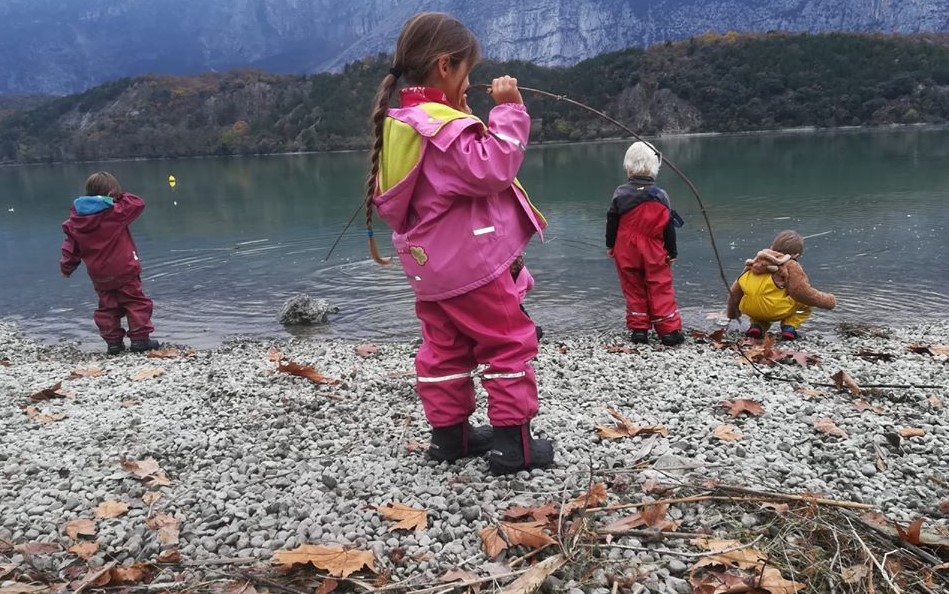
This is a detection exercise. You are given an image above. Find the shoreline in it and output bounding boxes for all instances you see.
[1,320,947,592]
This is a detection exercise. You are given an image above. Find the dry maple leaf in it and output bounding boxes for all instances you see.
[814,417,848,438]
[841,564,869,584]
[354,343,379,357]
[65,518,96,541]
[272,544,377,578]
[690,537,768,571]
[376,502,428,532]
[501,521,556,550]
[110,563,154,583]
[596,408,668,439]
[30,382,65,401]
[853,399,884,414]
[438,569,480,585]
[712,424,742,442]
[605,345,635,354]
[130,367,164,381]
[276,360,340,385]
[120,399,142,408]
[146,348,192,359]
[315,579,339,594]
[95,501,130,519]
[120,457,172,486]
[156,550,182,563]
[479,526,508,559]
[898,427,926,438]
[67,542,98,560]
[895,518,925,546]
[142,492,162,506]
[0,585,50,594]
[145,513,180,546]
[13,542,61,555]
[719,399,765,418]
[503,503,559,523]
[562,482,609,515]
[69,367,104,379]
[22,406,66,424]
[831,370,862,395]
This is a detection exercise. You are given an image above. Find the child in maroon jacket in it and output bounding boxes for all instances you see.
[60,172,160,355]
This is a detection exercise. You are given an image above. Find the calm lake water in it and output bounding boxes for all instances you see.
[2,127,947,350]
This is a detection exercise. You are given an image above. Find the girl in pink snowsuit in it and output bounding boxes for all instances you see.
[366,12,553,474]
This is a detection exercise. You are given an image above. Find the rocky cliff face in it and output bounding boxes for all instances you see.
[2,0,947,95]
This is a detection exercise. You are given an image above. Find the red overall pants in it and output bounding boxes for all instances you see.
[414,272,539,428]
[613,203,682,335]
[93,276,154,342]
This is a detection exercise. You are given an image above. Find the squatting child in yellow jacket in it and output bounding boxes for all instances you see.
[726,230,836,340]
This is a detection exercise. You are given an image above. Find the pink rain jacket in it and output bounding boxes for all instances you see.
[373,101,545,301]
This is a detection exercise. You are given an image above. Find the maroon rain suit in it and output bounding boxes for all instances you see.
[606,176,682,335]
[60,193,154,343]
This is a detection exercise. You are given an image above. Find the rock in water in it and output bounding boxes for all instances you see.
[278,295,337,325]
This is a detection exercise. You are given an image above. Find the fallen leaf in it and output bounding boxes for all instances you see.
[376,502,427,532]
[142,492,162,506]
[503,503,559,523]
[690,537,768,570]
[814,417,848,438]
[898,427,926,439]
[68,561,115,592]
[831,370,862,395]
[145,348,189,359]
[939,500,949,515]
[156,549,182,563]
[841,564,869,583]
[65,518,96,541]
[795,386,825,399]
[596,408,668,439]
[67,541,98,560]
[781,350,819,367]
[0,564,15,579]
[605,345,635,354]
[30,382,65,401]
[0,585,51,594]
[756,565,806,594]
[855,350,895,362]
[354,343,379,357]
[13,542,61,555]
[895,518,924,546]
[272,544,376,578]
[906,343,949,356]
[120,399,142,408]
[480,526,507,559]
[500,521,556,550]
[69,367,104,379]
[145,513,180,545]
[641,502,669,528]
[95,500,130,519]
[929,395,944,408]
[130,367,163,381]
[276,360,340,385]
[760,502,790,514]
[110,563,154,583]
[438,569,480,585]
[719,399,765,418]
[0,358,10,367]
[562,483,609,515]
[712,424,742,441]
[601,513,647,534]
[22,405,66,424]
[120,457,172,486]
[314,578,339,594]
[853,399,883,414]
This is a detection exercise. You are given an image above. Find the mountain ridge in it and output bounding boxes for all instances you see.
[2,0,949,95]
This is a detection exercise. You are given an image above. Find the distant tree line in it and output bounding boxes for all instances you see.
[2,32,949,164]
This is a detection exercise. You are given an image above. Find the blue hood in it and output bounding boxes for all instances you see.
[73,195,114,215]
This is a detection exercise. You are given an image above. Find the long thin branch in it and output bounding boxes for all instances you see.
[585,535,763,559]
[847,519,903,594]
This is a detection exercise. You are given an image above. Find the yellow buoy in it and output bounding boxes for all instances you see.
[168,175,177,189]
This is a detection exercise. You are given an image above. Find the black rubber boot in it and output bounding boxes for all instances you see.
[428,422,493,462]
[659,330,685,346]
[628,329,649,344]
[106,341,126,356]
[130,338,161,353]
[487,422,554,475]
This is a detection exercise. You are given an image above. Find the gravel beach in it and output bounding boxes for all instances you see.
[1,320,947,593]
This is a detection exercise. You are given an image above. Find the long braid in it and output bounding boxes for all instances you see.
[365,73,398,265]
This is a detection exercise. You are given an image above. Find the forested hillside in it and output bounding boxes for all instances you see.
[2,32,949,164]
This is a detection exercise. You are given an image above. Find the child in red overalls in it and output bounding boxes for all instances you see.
[61,172,160,355]
[606,141,685,346]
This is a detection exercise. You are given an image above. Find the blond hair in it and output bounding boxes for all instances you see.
[85,171,122,197]
[364,12,481,264]
[623,141,661,178]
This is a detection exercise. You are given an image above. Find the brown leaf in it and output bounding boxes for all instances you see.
[22,406,66,424]
[605,345,634,354]
[895,518,924,546]
[0,358,10,367]
[156,549,182,563]
[782,350,819,367]
[120,399,142,408]
[438,569,480,585]
[841,564,869,584]
[596,408,668,439]
[898,427,926,439]
[120,457,172,486]
[853,399,884,414]
[65,518,96,541]
[145,348,193,359]
[601,513,647,534]
[130,367,164,381]
[814,417,848,438]
[0,585,51,594]
[13,542,61,555]
[272,545,376,578]
[95,500,129,519]
[906,343,949,356]
[757,565,806,594]
[939,499,949,515]
[110,563,154,583]
[831,370,862,395]
[712,424,742,441]
[376,502,427,532]
[719,399,765,418]
[69,561,115,592]
[480,526,507,559]
[0,564,16,579]
[500,521,556,550]
[354,343,379,357]
[562,483,609,515]
[276,360,340,385]
[795,386,825,399]
[30,382,65,401]
[67,541,98,560]
[145,513,180,546]
[69,367,104,379]
[760,502,790,514]
[690,537,768,570]
[855,350,895,362]
[641,503,669,528]
[314,578,339,594]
